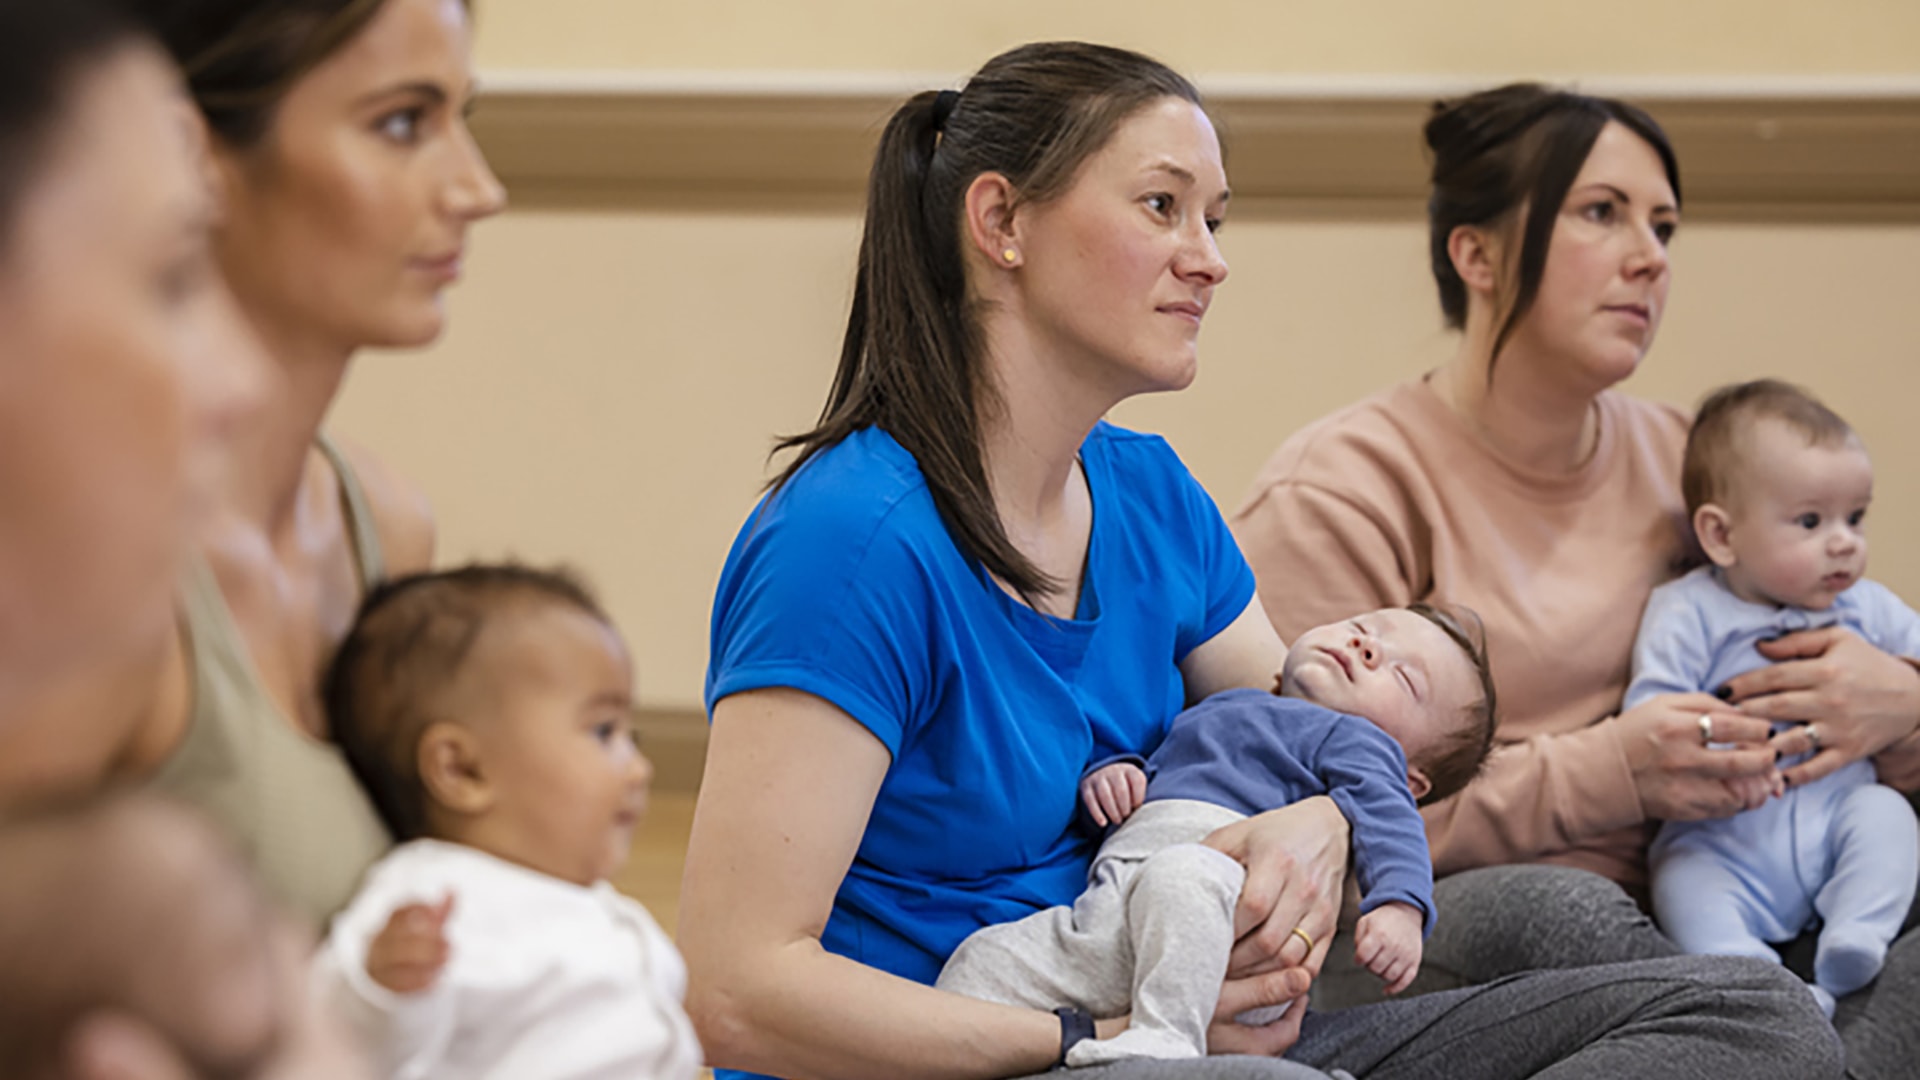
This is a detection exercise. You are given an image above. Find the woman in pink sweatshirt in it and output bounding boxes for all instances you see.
[1232,83,1920,1073]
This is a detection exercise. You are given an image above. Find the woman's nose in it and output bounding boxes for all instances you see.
[445,124,507,221]
[1626,221,1670,281]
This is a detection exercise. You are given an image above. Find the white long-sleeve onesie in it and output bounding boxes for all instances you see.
[314,840,701,1080]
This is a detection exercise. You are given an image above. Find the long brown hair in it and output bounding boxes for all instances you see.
[1424,83,1680,369]
[769,41,1203,600]
[124,0,470,147]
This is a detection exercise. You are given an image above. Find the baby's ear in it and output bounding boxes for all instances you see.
[1271,671,1287,695]
[1694,503,1738,568]
[418,722,493,816]
[1405,766,1432,804]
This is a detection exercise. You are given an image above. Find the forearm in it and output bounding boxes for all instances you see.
[1879,657,1920,790]
[687,938,1058,1080]
[1874,726,1920,792]
[1423,722,1642,875]
[686,689,1065,1080]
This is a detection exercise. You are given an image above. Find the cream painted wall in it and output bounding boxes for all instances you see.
[472,0,1920,76]
[330,214,1920,709]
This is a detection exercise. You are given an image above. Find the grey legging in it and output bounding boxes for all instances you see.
[1009,953,1838,1079]
[1315,860,1920,1080]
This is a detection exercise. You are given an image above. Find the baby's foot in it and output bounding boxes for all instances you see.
[1816,928,1888,999]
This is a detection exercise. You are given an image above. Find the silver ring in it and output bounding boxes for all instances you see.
[1805,723,1821,754]
[1698,714,1714,746]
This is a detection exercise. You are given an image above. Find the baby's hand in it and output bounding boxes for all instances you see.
[1354,901,1423,995]
[1080,762,1147,828]
[366,894,454,994]
[1724,770,1785,811]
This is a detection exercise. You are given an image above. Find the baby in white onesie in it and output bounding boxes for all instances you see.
[315,564,701,1080]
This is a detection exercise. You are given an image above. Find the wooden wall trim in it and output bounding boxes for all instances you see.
[472,71,1920,221]
[636,707,708,793]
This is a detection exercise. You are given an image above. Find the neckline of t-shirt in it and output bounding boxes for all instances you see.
[1407,375,1622,503]
[977,436,1106,636]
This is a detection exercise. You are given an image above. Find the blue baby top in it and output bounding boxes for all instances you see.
[707,422,1255,995]
[1626,566,1920,711]
[1098,689,1435,934]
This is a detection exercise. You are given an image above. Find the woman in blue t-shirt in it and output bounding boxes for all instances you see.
[680,41,1841,1080]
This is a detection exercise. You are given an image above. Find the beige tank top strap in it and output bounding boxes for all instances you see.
[314,431,387,589]
[160,550,397,923]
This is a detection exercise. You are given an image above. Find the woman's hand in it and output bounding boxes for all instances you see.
[1721,627,1920,788]
[1204,966,1315,1056]
[1615,692,1777,821]
[1202,795,1349,979]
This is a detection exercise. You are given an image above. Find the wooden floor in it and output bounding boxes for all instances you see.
[612,789,697,934]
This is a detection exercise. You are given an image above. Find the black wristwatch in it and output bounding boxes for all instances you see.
[1053,1006,1095,1069]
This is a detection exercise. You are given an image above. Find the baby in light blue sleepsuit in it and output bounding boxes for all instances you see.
[1627,379,1920,1018]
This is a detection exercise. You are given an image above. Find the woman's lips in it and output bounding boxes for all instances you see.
[411,251,463,282]
[1158,301,1206,326]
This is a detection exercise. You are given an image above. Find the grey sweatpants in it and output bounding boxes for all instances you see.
[958,799,1841,1078]
[1315,860,1918,1080]
[1290,954,1841,1079]
[1006,955,1839,1079]
[938,800,1254,1066]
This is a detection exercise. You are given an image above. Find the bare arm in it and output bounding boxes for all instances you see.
[1875,727,1920,791]
[677,688,1062,1080]
[1179,595,1288,703]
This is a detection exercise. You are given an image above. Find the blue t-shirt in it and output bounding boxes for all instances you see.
[707,422,1254,993]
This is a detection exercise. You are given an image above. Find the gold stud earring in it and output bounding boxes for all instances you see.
[1002,248,1018,264]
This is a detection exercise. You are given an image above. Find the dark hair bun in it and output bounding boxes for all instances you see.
[1421,82,1680,362]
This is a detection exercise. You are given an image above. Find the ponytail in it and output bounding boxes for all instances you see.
[770,42,1201,601]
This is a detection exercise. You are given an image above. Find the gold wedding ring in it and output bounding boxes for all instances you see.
[1698,713,1713,746]
[1290,926,1314,954]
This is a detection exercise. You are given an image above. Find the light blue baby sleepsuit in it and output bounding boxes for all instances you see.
[1625,565,1920,1015]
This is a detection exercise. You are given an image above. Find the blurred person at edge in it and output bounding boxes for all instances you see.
[0,0,260,764]
[3,0,509,926]
[0,5,353,1074]
[0,793,371,1080]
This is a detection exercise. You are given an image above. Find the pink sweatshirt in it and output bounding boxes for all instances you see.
[1231,375,1693,893]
